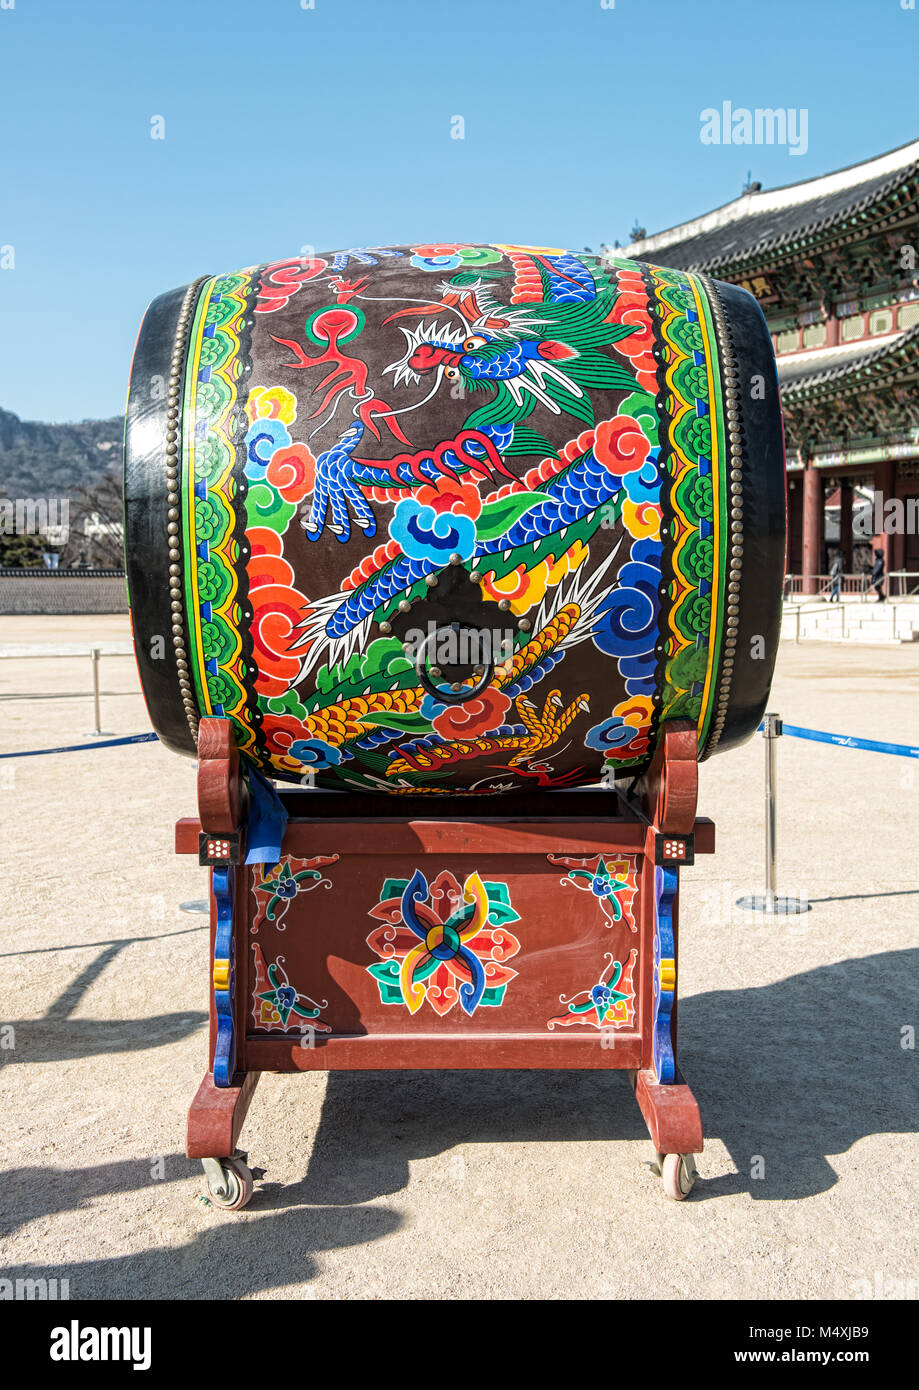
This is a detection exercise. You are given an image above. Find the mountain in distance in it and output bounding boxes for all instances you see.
[0,406,123,499]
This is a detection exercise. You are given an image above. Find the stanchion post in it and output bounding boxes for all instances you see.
[91,648,102,735]
[737,713,809,915]
[763,712,781,911]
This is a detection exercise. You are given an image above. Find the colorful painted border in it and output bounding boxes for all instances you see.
[182,268,262,760]
[647,263,727,749]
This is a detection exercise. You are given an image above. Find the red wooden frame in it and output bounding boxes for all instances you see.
[181,719,710,1166]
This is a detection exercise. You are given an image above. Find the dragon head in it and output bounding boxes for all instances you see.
[384,321,490,388]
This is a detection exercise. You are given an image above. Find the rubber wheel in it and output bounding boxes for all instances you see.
[205,1155,254,1210]
[661,1152,696,1200]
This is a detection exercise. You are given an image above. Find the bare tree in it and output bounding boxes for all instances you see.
[59,473,125,568]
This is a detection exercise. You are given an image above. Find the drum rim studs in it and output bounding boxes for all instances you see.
[161,272,210,746]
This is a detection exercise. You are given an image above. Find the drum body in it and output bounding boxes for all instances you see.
[124,244,785,793]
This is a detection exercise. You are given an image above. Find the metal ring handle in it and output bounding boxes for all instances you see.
[414,623,494,705]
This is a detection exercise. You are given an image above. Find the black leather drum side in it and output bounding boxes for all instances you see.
[703,279,786,757]
[123,283,199,757]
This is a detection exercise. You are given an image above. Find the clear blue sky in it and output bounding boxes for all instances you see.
[1,0,916,422]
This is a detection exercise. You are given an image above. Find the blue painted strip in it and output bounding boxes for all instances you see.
[212,865,237,1088]
[652,866,677,1086]
[0,732,159,760]
[763,722,919,759]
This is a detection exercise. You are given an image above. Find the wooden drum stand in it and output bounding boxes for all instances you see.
[177,717,713,1207]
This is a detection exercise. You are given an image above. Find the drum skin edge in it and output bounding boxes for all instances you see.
[125,279,208,758]
[695,276,786,758]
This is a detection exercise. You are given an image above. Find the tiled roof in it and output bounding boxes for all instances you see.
[626,139,919,272]
[778,323,919,395]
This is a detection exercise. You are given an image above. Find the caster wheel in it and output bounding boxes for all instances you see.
[202,1154,254,1210]
[661,1152,697,1200]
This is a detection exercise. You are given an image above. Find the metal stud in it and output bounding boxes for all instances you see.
[163,273,210,746]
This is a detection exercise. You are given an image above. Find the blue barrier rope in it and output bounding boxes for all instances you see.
[0,732,159,760]
[3,723,917,763]
[771,722,919,760]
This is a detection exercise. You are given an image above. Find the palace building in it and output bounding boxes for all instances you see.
[626,138,919,594]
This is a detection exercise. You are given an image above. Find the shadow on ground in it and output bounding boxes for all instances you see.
[2,931,207,1066]
[2,1207,401,1299]
[291,947,918,1206]
[5,948,915,1296]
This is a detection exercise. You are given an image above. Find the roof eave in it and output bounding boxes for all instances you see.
[780,324,919,399]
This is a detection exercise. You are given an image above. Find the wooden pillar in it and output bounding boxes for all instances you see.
[787,477,803,574]
[839,482,853,570]
[873,459,896,578]
[892,465,905,574]
[802,466,823,595]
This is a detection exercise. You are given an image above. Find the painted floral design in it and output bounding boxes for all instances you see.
[547,948,638,1031]
[548,852,637,929]
[365,868,520,1016]
[251,943,332,1033]
[253,854,339,927]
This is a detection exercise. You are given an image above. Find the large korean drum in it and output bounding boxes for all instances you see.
[124,244,785,793]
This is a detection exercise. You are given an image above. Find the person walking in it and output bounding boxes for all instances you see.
[871,547,886,602]
[828,551,843,602]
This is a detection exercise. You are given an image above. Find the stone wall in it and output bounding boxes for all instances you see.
[0,570,129,615]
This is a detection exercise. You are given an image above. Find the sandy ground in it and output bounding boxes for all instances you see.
[1,617,917,1301]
